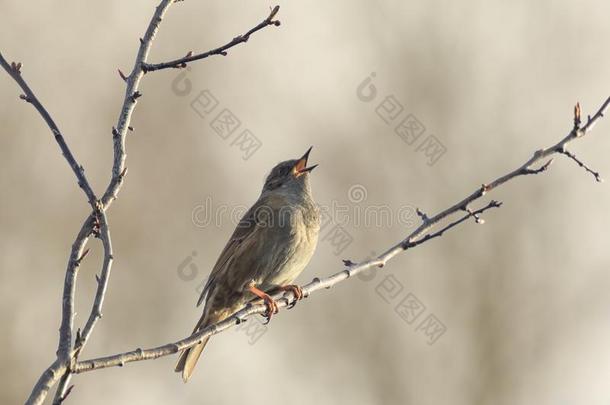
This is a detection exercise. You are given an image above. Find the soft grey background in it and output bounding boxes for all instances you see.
[2,1,610,404]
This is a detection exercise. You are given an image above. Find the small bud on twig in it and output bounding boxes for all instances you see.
[269,5,280,20]
[131,91,142,101]
[10,61,22,74]
[480,184,491,196]
[416,208,429,223]
[574,102,581,129]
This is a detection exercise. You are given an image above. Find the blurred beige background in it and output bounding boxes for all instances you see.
[2,0,610,404]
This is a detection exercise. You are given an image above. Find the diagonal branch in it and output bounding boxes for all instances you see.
[560,148,603,182]
[0,52,103,405]
[0,54,98,207]
[73,97,610,373]
[402,200,502,250]
[141,5,281,72]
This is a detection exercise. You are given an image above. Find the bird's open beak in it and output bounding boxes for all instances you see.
[294,146,318,176]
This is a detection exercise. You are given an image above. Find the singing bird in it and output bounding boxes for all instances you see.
[175,147,320,382]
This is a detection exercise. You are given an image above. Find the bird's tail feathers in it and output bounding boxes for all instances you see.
[175,311,216,382]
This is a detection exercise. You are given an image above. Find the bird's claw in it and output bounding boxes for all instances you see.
[247,283,279,324]
[261,295,279,324]
[280,285,303,309]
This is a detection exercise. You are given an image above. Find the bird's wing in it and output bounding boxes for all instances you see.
[196,195,269,307]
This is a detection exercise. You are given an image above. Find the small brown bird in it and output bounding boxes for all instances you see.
[175,147,320,382]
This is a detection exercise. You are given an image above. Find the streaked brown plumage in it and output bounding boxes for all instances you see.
[175,147,320,382]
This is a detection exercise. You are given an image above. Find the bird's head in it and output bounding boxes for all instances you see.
[263,146,318,195]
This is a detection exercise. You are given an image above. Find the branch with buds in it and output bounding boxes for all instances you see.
[2,0,609,403]
[141,5,281,72]
[1,1,282,404]
[72,97,609,374]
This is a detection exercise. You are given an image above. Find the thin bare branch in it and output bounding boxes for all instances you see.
[21,1,176,403]
[16,2,284,404]
[0,53,98,207]
[403,200,503,249]
[52,373,73,405]
[560,148,603,182]
[0,53,102,405]
[24,215,94,405]
[52,381,74,405]
[75,210,113,353]
[6,0,607,400]
[141,5,281,72]
[101,1,176,207]
[53,209,114,404]
[73,98,610,373]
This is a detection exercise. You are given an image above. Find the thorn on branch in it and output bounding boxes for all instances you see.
[112,127,119,138]
[128,126,134,131]
[176,51,193,68]
[560,149,603,182]
[76,249,91,265]
[19,94,31,103]
[56,384,75,404]
[95,274,101,284]
[342,259,356,267]
[118,69,128,81]
[139,38,144,45]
